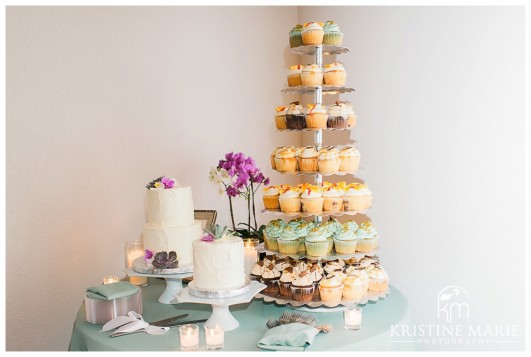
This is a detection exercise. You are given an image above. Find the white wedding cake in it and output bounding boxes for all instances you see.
[192,226,246,291]
[142,177,202,267]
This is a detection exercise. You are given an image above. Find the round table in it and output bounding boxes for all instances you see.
[69,278,417,351]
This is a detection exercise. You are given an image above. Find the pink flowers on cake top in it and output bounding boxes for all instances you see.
[145,176,177,189]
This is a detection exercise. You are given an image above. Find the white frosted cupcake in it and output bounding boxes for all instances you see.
[287,64,303,87]
[274,106,288,130]
[300,185,324,213]
[343,183,372,211]
[262,186,280,210]
[301,22,324,46]
[339,146,361,172]
[318,146,340,173]
[278,186,301,213]
[274,147,298,173]
[297,146,319,172]
[368,267,389,292]
[348,267,370,291]
[306,103,328,129]
[343,275,367,300]
[301,64,323,86]
[322,182,345,211]
[327,102,349,129]
[324,62,347,86]
[319,273,344,302]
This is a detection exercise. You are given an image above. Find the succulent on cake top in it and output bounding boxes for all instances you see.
[201,224,233,242]
[144,249,179,269]
[145,176,177,189]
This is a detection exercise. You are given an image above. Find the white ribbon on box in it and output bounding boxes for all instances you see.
[101,311,169,336]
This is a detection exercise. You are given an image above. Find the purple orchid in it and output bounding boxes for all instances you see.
[144,249,154,261]
[161,177,175,189]
[200,233,214,242]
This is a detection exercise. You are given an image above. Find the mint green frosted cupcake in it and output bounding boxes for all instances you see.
[289,24,304,48]
[296,222,312,253]
[343,220,359,233]
[333,226,358,254]
[355,221,378,253]
[323,21,343,46]
[278,226,300,254]
[305,226,329,257]
[264,220,284,251]
[288,217,305,229]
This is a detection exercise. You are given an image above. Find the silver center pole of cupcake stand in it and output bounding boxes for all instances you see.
[314,44,323,226]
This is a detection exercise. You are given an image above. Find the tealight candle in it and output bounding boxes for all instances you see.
[179,324,199,351]
[344,305,362,330]
[103,276,119,284]
[124,240,148,286]
[243,238,259,276]
[204,324,224,350]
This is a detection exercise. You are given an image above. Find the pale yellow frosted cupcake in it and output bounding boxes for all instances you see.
[319,274,344,302]
[287,64,303,87]
[322,182,345,211]
[318,146,340,173]
[340,101,357,128]
[301,64,323,86]
[297,146,319,171]
[274,106,288,130]
[274,147,298,173]
[339,146,361,172]
[324,62,347,86]
[343,275,367,300]
[270,146,285,170]
[301,22,324,45]
[278,186,301,213]
[262,186,280,210]
[306,104,328,129]
[343,183,372,211]
[300,185,324,213]
[368,267,389,292]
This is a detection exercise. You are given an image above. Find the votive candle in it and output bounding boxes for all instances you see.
[344,305,362,330]
[179,324,199,351]
[124,240,148,286]
[103,276,119,284]
[243,238,259,276]
[205,324,224,350]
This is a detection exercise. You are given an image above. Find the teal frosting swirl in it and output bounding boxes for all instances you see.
[343,220,359,232]
[265,222,284,238]
[305,226,327,242]
[295,222,312,239]
[334,227,356,241]
[289,24,304,36]
[324,219,342,236]
[279,226,299,241]
[323,21,341,33]
[287,218,305,229]
[355,227,373,239]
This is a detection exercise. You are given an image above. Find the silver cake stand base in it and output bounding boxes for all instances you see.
[174,281,266,331]
[125,268,193,304]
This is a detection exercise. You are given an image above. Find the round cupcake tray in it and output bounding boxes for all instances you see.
[132,256,193,275]
[257,242,379,261]
[261,208,368,218]
[289,44,350,56]
[255,288,390,310]
[272,168,365,177]
[125,268,192,304]
[187,279,252,299]
[276,127,355,132]
[281,85,355,95]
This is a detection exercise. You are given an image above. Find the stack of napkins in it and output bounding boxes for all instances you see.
[86,282,139,300]
[257,323,320,351]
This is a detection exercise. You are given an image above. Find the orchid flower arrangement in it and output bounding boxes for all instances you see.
[146,176,176,189]
[209,152,270,238]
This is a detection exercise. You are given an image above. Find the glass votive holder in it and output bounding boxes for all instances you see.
[204,324,224,350]
[103,276,119,284]
[344,304,362,330]
[243,238,259,276]
[179,324,199,351]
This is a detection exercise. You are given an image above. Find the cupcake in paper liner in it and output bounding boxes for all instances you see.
[274,106,288,130]
[278,186,301,213]
[343,275,367,300]
[263,220,284,250]
[333,226,358,254]
[262,185,280,210]
[301,64,323,86]
[270,146,285,170]
[289,24,304,48]
[295,222,312,253]
[368,267,389,292]
[327,102,349,129]
[318,146,340,173]
[301,22,324,46]
[355,222,378,252]
[319,274,344,302]
[322,183,345,211]
[300,185,324,213]
[290,270,315,302]
[343,219,359,233]
[277,226,300,254]
[297,146,318,172]
[305,103,328,129]
[324,62,347,86]
[323,20,343,46]
[339,146,361,172]
[343,183,372,211]
[347,266,370,291]
[287,64,303,87]
[250,261,265,281]
[304,226,329,257]
[309,264,324,299]
[278,266,297,298]
[274,147,298,173]
[324,258,345,275]
[286,101,306,130]
[260,263,281,294]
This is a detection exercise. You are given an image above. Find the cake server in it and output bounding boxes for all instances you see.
[147,313,188,326]
[151,318,208,327]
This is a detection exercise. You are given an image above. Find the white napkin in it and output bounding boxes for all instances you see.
[101,311,169,336]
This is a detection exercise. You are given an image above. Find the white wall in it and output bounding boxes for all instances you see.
[6,6,525,351]
[299,6,525,351]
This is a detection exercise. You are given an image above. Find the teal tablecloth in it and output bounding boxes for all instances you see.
[69,278,417,351]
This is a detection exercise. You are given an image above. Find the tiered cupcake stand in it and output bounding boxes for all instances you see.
[259,43,389,311]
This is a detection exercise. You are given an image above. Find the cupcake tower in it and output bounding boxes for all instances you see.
[258,22,389,306]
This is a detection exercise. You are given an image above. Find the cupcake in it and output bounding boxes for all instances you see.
[274,147,297,173]
[262,186,280,210]
[343,220,359,233]
[309,264,324,299]
[341,101,357,128]
[319,274,344,302]
[274,258,291,272]
[368,267,389,292]
[263,220,284,250]
[300,185,324,213]
[318,146,340,173]
[327,102,349,129]
[355,221,378,253]
[322,218,343,238]
[278,186,301,213]
[306,104,328,129]
[323,62,347,86]
[343,275,367,300]
[296,222,312,253]
[286,101,306,130]
[290,270,315,302]
[292,259,309,275]
[278,267,297,298]
[333,226,358,254]
[322,20,343,46]
[274,106,288,130]
[250,261,264,281]
[347,266,370,291]
[301,64,323,87]
[287,64,303,87]
[323,183,345,211]
[270,147,284,170]
[287,217,305,229]
[359,254,379,269]
[297,146,319,172]
[301,22,324,46]
[277,226,301,254]
[324,259,345,275]
[260,263,281,294]
[339,146,361,172]
[304,226,329,257]
[289,24,304,48]
[343,183,372,211]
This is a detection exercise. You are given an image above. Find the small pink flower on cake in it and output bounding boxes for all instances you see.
[145,176,177,189]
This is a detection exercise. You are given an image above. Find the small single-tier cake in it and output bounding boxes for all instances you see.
[192,225,246,291]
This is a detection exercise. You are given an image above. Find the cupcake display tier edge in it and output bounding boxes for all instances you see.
[258,242,378,261]
[261,209,368,218]
[290,44,350,55]
[255,288,390,308]
[281,85,355,95]
[276,127,354,132]
[271,168,365,177]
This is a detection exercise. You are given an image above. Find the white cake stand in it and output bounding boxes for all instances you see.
[174,281,266,331]
[124,268,193,304]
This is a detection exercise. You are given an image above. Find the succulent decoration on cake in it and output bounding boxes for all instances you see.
[151,251,178,269]
[201,224,229,242]
[145,176,177,190]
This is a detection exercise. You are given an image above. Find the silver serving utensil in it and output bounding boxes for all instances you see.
[148,313,188,327]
